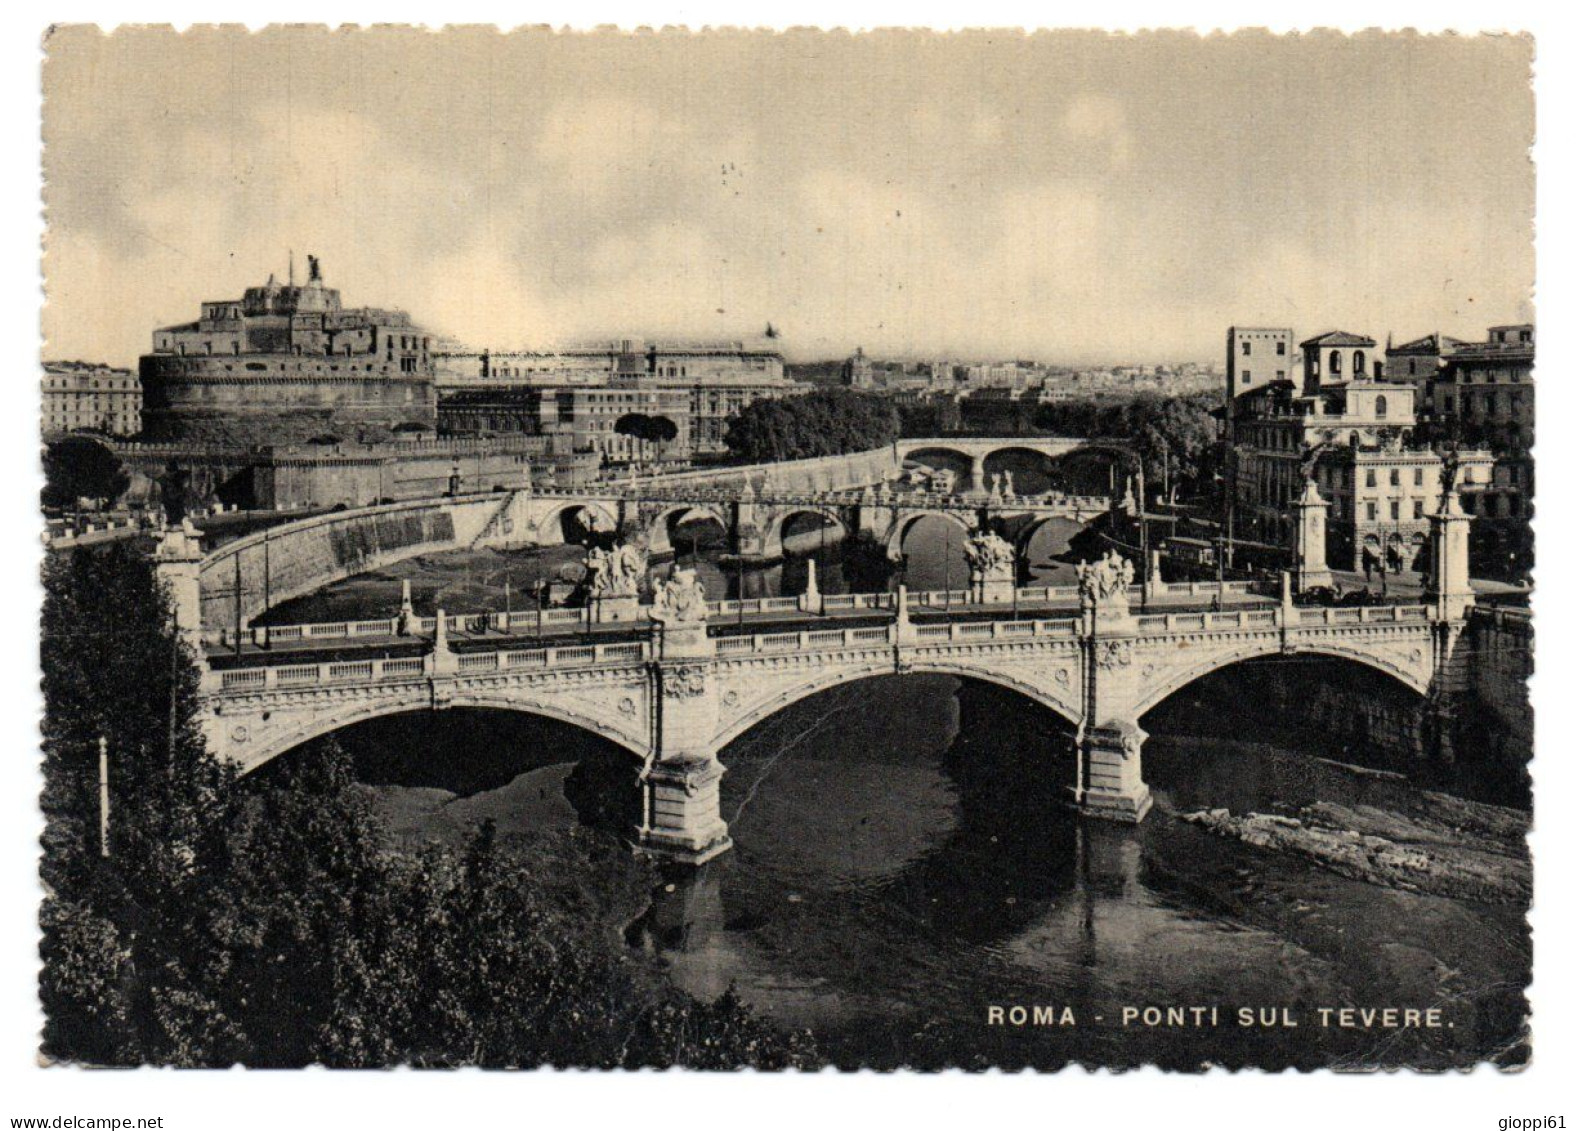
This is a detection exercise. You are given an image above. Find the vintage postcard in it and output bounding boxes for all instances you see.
[34,23,1534,1084]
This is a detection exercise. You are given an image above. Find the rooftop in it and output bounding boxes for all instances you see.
[1300,330,1377,349]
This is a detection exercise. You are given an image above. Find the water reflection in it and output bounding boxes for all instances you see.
[628,674,1527,1069]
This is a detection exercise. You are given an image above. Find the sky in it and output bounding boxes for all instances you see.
[41,27,1534,366]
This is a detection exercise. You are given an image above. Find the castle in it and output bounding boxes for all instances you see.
[139,257,438,446]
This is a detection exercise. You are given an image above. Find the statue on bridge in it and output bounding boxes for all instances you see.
[650,567,709,625]
[963,527,1015,582]
[585,540,648,599]
[1077,550,1136,614]
[963,527,1017,603]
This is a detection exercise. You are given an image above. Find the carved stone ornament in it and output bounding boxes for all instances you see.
[663,664,707,698]
[962,527,1016,582]
[584,539,648,599]
[1096,639,1134,670]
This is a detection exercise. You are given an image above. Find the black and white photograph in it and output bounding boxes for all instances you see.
[8,11,1571,1128]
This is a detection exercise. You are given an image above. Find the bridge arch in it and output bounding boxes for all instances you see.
[884,509,974,561]
[764,506,848,555]
[647,503,729,556]
[1132,638,1431,720]
[534,500,620,546]
[713,660,1081,755]
[231,691,651,776]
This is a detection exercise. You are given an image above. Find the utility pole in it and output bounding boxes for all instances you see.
[234,551,244,657]
[97,735,110,859]
[262,528,272,645]
[944,523,952,613]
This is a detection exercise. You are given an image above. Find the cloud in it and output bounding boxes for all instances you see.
[42,28,1534,367]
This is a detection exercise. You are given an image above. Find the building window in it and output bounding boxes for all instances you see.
[1414,500,1424,519]
[1389,468,1400,486]
[1330,350,1343,376]
[1276,341,1286,356]
[1242,341,1251,356]
[1366,502,1376,521]
[1375,394,1388,418]
[1414,467,1424,486]
[1365,469,1376,488]
[1354,350,1366,375]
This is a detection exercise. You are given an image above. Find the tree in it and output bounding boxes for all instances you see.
[40,543,232,1064]
[724,388,899,462]
[614,413,680,449]
[1030,392,1221,496]
[42,437,129,511]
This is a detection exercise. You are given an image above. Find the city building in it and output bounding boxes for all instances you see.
[1224,327,1293,436]
[841,347,876,389]
[42,361,142,438]
[1383,332,1466,416]
[1429,324,1534,575]
[139,257,439,445]
[437,339,798,458]
[1229,328,1494,573]
[1299,330,1384,390]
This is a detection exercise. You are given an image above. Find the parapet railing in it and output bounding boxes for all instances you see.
[207,580,1272,649]
[206,599,1438,696]
[1132,603,1429,635]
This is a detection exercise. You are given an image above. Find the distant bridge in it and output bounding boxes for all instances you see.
[189,437,1123,631]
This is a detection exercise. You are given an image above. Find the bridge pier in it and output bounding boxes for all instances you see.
[638,757,731,866]
[1070,552,1153,823]
[636,617,733,866]
[1073,720,1153,823]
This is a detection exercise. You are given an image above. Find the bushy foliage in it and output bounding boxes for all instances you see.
[613,412,680,445]
[724,388,900,462]
[1031,393,1221,492]
[39,545,819,1069]
[41,437,130,510]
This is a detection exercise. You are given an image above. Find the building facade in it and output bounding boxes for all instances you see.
[42,361,142,438]
[1430,325,1534,577]
[1383,332,1466,416]
[437,339,797,458]
[1224,327,1293,437]
[1230,328,1494,574]
[139,258,438,445]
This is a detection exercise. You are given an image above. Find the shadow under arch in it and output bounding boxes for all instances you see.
[536,500,618,546]
[246,705,645,841]
[886,509,974,562]
[1041,442,1133,496]
[713,655,1080,757]
[1135,650,1450,812]
[682,674,1089,952]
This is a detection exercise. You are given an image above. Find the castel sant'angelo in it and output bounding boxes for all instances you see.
[138,256,438,446]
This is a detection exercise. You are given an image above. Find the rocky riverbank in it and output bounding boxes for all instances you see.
[1179,791,1530,905]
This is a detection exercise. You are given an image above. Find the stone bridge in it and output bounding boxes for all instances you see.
[189,436,1119,630]
[177,480,1479,866]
